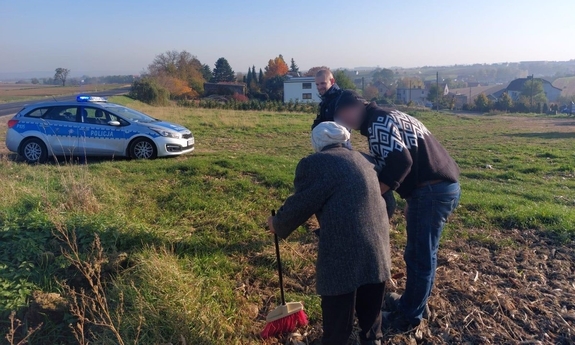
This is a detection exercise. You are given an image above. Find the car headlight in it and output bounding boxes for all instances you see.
[150,127,182,139]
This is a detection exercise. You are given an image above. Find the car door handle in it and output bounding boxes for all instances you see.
[79,127,88,131]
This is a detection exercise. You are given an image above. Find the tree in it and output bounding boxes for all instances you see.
[201,64,212,81]
[54,68,70,86]
[155,75,197,99]
[265,75,287,101]
[305,66,329,77]
[148,50,207,94]
[333,70,356,90]
[496,92,513,112]
[474,93,492,112]
[246,67,253,86]
[289,58,299,73]
[371,68,395,85]
[397,77,424,89]
[521,78,547,109]
[363,85,379,101]
[129,78,170,106]
[264,55,289,80]
[211,57,235,83]
[31,78,39,84]
[258,69,264,84]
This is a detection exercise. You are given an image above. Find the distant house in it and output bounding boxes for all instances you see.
[373,81,393,97]
[283,77,321,103]
[204,82,247,96]
[396,87,428,104]
[448,93,468,110]
[423,82,450,96]
[450,85,507,104]
[504,77,562,102]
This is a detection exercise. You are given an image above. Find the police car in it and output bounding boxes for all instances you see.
[5,95,195,163]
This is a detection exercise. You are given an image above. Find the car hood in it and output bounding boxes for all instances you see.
[140,121,191,133]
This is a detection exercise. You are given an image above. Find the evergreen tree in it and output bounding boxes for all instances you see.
[201,64,212,81]
[289,58,299,73]
[211,57,235,83]
[258,68,264,84]
[252,66,257,84]
[246,67,253,86]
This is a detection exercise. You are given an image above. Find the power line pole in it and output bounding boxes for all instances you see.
[530,74,534,112]
[436,71,440,112]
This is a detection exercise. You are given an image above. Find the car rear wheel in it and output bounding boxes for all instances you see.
[130,138,157,159]
[21,138,48,163]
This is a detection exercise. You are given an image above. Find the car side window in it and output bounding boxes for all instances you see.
[83,107,128,126]
[25,107,51,118]
[44,106,80,122]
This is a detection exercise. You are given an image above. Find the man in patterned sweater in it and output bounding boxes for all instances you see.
[311,69,397,219]
[334,90,461,332]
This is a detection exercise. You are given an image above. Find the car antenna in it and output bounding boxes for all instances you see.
[52,96,58,102]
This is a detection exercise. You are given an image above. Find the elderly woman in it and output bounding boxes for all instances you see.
[267,122,391,345]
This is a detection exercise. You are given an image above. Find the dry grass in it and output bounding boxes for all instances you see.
[1,99,574,344]
[0,84,126,103]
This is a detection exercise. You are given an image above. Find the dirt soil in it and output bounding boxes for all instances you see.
[257,225,574,345]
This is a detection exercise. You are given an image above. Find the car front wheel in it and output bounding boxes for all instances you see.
[21,138,48,163]
[130,138,157,159]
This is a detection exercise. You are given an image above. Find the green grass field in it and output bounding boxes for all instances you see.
[0,98,574,344]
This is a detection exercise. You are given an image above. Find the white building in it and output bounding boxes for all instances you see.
[283,77,321,103]
[396,87,428,105]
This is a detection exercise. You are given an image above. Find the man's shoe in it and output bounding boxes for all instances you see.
[381,311,413,332]
[383,292,431,319]
[360,340,381,345]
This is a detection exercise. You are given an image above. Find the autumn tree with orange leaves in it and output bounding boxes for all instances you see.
[264,55,289,80]
[155,74,198,99]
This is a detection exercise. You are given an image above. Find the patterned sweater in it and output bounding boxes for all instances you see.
[359,103,460,198]
[273,145,391,296]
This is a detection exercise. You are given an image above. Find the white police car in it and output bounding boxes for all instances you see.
[5,95,195,163]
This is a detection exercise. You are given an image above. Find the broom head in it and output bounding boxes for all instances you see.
[261,302,308,339]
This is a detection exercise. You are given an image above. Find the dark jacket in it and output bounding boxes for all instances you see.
[359,103,460,198]
[312,83,342,129]
[273,145,391,296]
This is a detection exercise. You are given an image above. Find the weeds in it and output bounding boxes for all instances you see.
[4,311,42,345]
[0,99,574,343]
[52,220,134,345]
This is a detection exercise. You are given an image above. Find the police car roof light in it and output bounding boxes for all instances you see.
[76,95,107,103]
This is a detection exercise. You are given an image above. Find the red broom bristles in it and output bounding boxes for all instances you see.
[261,309,308,339]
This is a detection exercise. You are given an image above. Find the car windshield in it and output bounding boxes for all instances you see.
[107,105,158,123]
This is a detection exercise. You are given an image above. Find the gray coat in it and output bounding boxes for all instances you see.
[273,145,391,296]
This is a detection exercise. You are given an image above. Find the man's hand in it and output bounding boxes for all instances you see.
[379,182,390,195]
[267,216,276,234]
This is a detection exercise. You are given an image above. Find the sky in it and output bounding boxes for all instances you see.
[1,0,575,77]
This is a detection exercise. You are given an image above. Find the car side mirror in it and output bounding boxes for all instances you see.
[108,121,121,126]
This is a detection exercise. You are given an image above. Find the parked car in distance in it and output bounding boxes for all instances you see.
[5,95,195,163]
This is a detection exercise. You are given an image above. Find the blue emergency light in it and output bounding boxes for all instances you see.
[76,95,107,102]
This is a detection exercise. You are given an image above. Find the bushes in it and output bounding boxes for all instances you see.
[129,78,170,106]
[177,98,317,114]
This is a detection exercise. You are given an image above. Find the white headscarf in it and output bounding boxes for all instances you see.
[311,121,351,152]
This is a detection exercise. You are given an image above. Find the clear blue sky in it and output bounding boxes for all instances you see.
[1,0,574,76]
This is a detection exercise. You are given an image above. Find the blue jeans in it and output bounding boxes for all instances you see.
[399,181,461,325]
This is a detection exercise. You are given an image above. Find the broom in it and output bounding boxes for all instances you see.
[261,210,308,339]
